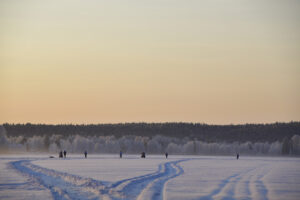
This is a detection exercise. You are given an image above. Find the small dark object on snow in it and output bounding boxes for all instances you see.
[141,152,146,158]
[120,151,123,158]
[63,150,67,158]
[59,151,63,158]
[84,151,87,158]
[165,152,168,159]
[237,153,239,160]
[49,156,54,158]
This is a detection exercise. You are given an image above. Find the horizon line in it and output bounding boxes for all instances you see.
[2,121,299,126]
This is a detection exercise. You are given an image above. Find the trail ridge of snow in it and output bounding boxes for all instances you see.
[11,158,189,200]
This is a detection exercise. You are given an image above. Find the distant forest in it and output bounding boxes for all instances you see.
[3,122,300,143]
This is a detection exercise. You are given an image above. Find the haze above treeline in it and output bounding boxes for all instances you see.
[3,122,300,143]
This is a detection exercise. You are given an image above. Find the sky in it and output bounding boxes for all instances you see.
[1,0,300,124]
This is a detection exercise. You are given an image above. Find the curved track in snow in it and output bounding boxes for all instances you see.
[197,163,269,200]
[10,158,189,200]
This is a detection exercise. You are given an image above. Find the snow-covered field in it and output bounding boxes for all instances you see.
[0,154,299,200]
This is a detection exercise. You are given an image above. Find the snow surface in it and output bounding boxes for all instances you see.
[0,154,299,200]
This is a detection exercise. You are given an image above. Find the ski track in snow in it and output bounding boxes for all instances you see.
[10,158,189,200]
[7,157,280,200]
[198,163,269,200]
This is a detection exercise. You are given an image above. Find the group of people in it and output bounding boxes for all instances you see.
[57,150,168,159]
[58,150,88,158]
[140,152,169,158]
[57,151,239,159]
[58,151,169,159]
[116,151,168,159]
[59,150,67,158]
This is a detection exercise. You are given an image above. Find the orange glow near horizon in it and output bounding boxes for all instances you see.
[1,0,300,124]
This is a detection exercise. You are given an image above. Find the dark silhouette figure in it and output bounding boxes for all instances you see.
[141,152,146,158]
[63,150,67,158]
[59,151,63,158]
[120,151,122,158]
[84,151,87,158]
[237,153,239,160]
[165,152,168,159]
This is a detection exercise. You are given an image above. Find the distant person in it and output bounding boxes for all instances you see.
[237,153,239,160]
[120,151,122,158]
[59,151,63,158]
[165,152,168,159]
[84,151,87,158]
[63,150,67,158]
[141,152,146,158]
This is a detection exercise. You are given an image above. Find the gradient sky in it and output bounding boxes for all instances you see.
[1,0,300,124]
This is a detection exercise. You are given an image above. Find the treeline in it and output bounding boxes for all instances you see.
[3,122,300,143]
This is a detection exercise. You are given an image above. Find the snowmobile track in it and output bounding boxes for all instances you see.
[10,158,189,200]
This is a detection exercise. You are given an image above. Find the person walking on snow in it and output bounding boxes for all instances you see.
[84,151,87,158]
[59,151,63,158]
[63,150,67,158]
